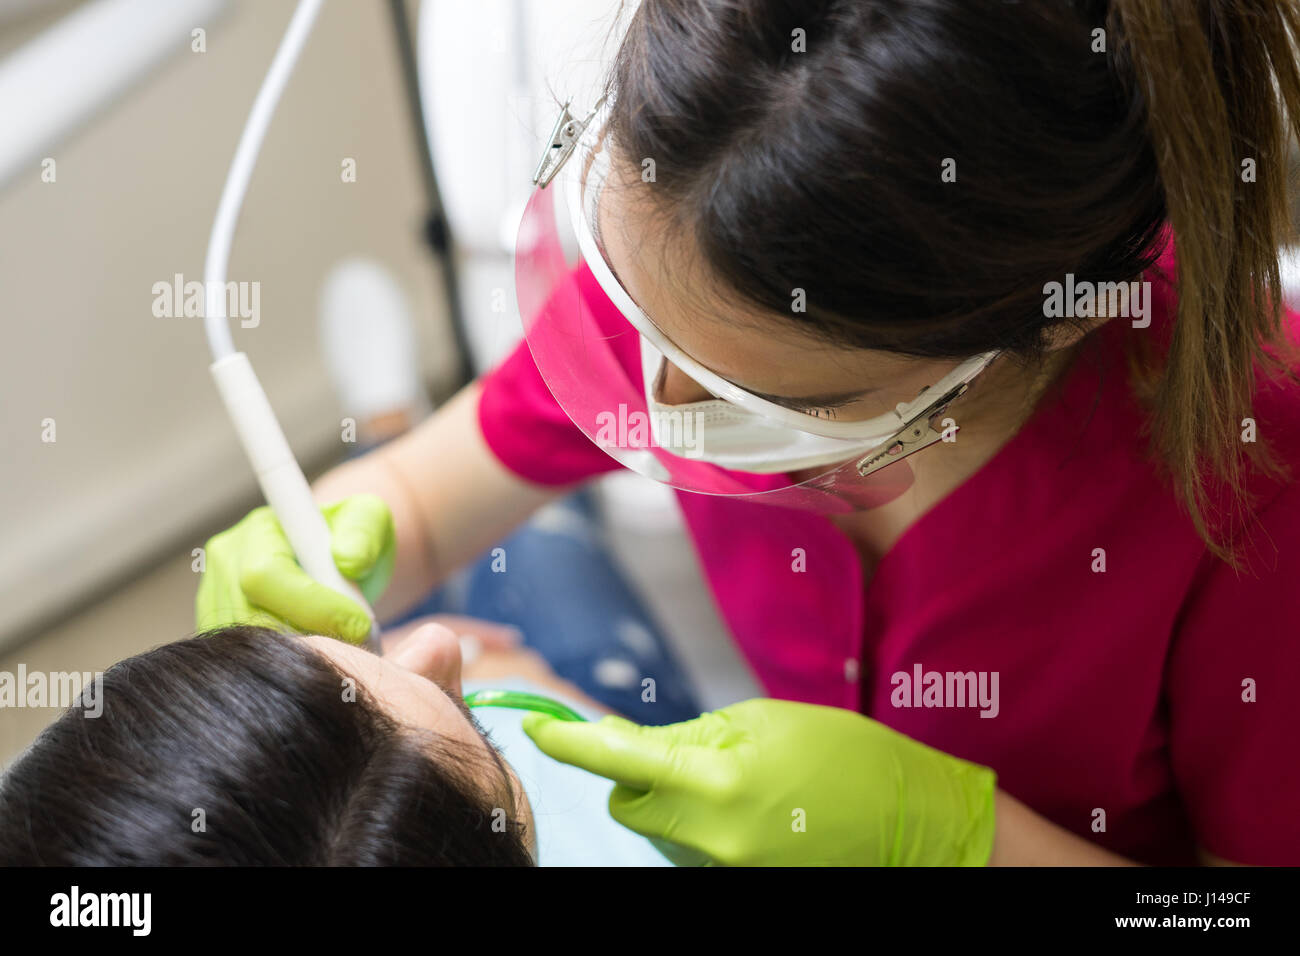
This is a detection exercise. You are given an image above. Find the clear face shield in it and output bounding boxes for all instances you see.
[515,97,1001,513]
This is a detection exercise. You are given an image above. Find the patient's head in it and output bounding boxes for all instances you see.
[0,624,535,865]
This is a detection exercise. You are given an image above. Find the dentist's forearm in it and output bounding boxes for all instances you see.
[313,381,564,621]
[312,445,441,620]
[987,790,1138,866]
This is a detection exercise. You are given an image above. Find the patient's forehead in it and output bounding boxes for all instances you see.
[299,634,456,734]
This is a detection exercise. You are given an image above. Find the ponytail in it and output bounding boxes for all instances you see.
[1110,0,1300,562]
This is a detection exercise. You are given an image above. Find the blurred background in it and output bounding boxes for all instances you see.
[0,0,756,764]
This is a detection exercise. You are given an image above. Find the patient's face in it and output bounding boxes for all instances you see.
[301,625,536,857]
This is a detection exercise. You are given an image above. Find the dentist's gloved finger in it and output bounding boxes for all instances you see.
[196,563,292,634]
[523,714,687,791]
[194,563,225,632]
[607,784,716,861]
[240,545,372,642]
[323,494,394,579]
[196,555,270,630]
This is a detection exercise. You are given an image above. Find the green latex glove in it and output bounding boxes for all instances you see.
[524,698,997,866]
[195,494,395,644]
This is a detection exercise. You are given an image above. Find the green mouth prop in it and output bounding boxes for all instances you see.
[464,689,589,723]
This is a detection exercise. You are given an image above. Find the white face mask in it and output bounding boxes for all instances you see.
[639,337,885,473]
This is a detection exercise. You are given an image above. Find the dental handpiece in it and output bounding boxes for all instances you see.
[203,0,379,648]
[210,354,380,647]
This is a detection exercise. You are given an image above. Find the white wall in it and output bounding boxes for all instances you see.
[0,0,456,648]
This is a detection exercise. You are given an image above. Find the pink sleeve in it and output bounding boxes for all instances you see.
[1166,479,1300,864]
[476,335,622,487]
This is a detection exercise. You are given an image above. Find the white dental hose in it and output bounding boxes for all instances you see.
[204,0,379,645]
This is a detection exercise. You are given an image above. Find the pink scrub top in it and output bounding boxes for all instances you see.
[478,238,1300,865]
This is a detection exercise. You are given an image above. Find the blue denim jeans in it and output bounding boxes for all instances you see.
[394,491,702,725]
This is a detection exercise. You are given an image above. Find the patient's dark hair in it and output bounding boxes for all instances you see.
[0,626,533,866]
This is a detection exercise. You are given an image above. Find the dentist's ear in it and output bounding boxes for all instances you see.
[1041,314,1112,350]
[386,622,464,696]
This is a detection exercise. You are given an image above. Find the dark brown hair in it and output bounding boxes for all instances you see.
[0,627,533,866]
[607,0,1300,558]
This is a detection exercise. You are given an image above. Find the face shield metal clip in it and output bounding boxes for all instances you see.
[855,382,969,477]
[531,95,607,189]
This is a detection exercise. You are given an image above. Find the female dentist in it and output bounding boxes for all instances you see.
[197,0,1300,866]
